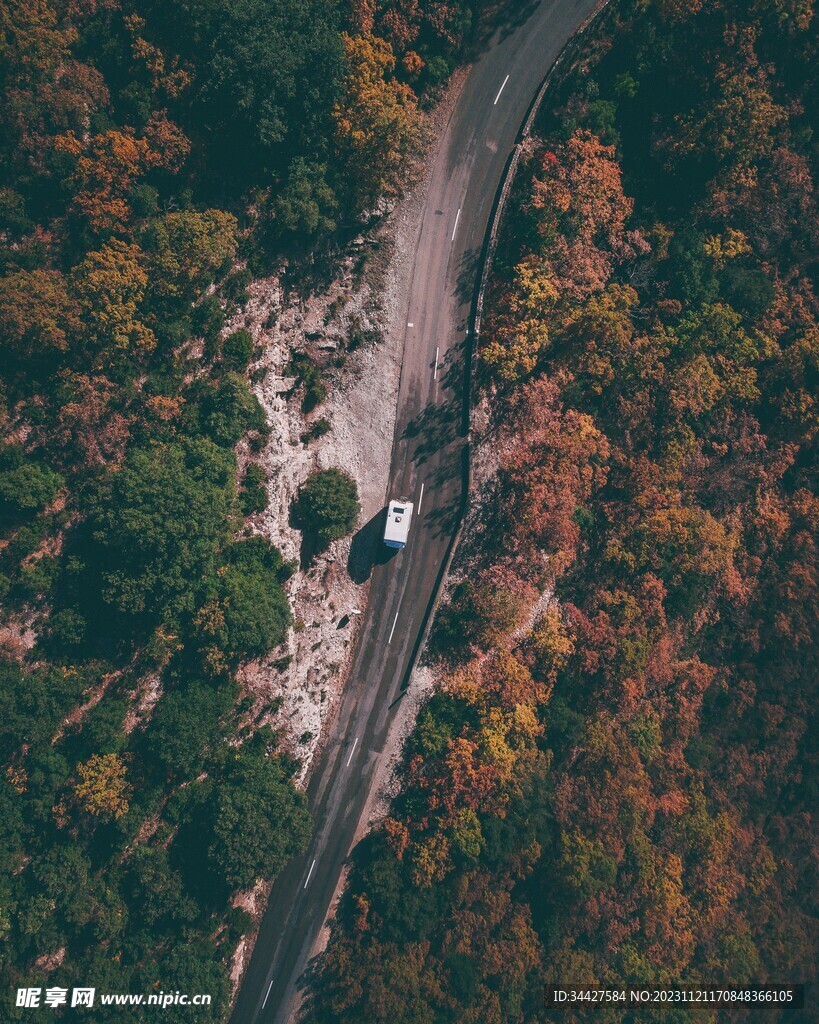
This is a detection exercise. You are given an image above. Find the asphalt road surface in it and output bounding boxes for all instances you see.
[231,1,600,1020]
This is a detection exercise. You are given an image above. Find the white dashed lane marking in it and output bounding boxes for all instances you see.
[303,859,316,890]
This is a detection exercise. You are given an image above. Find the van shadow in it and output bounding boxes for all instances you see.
[347,507,399,584]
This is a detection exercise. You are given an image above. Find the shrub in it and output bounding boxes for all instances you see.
[193,295,226,346]
[240,462,268,515]
[296,469,360,549]
[222,328,254,371]
[202,373,266,447]
[287,352,327,412]
[223,267,252,305]
[220,551,292,660]
[300,417,331,443]
[434,579,530,655]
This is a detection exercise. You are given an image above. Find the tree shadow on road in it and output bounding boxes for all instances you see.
[402,393,460,468]
[455,246,482,309]
[467,0,542,58]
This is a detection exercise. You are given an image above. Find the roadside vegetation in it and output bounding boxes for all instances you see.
[296,469,362,557]
[305,0,817,1019]
[0,0,483,1017]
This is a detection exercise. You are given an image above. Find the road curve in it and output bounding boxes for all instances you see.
[231,1,600,1021]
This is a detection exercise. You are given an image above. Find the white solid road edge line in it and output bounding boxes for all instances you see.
[262,979,274,1009]
[303,859,316,890]
[494,74,510,105]
[434,346,440,380]
[451,208,460,241]
[346,737,358,768]
[388,611,399,645]
[418,482,425,513]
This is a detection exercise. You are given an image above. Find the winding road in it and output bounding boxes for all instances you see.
[231,1,600,1020]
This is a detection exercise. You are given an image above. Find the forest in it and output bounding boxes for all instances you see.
[306,0,817,1021]
[0,0,477,1018]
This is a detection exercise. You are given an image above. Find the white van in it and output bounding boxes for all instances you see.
[383,499,413,549]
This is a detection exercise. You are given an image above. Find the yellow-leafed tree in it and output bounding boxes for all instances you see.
[74,753,132,820]
[333,33,423,210]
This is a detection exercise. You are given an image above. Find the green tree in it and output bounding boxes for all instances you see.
[201,373,266,447]
[0,776,25,877]
[87,438,236,617]
[192,294,226,346]
[274,158,338,236]
[0,445,63,517]
[208,746,311,888]
[296,468,360,549]
[0,660,88,760]
[146,681,233,781]
[219,537,293,660]
[143,939,231,1021]
[222,328,253,371]
[125,846,191,928]
[239,462,268,515]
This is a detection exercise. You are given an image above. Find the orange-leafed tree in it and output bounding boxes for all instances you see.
[0,268,80,359]
[500,377,610,563]
[56,114,189,233]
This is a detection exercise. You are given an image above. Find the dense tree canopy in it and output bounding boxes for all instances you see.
[0,0,483,1004]
[207,745,312,889]
[87,438,235,618]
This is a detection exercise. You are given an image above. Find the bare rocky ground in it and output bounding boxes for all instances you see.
[231,262,396,786]
[0,610,37,660]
